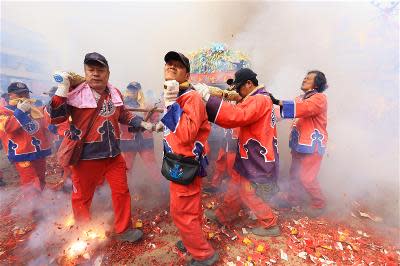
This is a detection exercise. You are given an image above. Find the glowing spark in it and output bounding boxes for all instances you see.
[67,240,87,258]
[64,216,75,227]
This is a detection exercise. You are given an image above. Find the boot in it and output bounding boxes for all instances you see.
[176,240,187,252]
[203,186,219,194]
[114,228,143,243]
[304,207,325,218]
[187,252,219,266]
[251,225,281,237]
[204,209,222,226]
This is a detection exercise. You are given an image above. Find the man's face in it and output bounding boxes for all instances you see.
[301,73,316,91]
[125,90,139,100]
[9,92,29,100]
[164,60,189,84]
[84,64,110,91]
[238,81,254,98]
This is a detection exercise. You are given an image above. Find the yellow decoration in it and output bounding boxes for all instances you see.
[256,244,265,253]
[243,237,252,245]
[135,219,143,228]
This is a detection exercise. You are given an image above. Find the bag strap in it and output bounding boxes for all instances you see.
[80,93,107,142]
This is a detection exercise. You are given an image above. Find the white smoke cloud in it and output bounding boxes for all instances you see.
[230,2,399,225]
[1,0,398,251]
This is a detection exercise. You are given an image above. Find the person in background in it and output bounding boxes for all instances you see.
[270,70,328,218]
[204,128,239,194]
[0,82,52,198]
[120,81,163,192]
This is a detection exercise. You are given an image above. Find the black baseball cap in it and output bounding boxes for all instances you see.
[8,82,32,94]
[228,68,257,85]
[127,81,142,91]
[84,52,108,67]
[164,51,190,73]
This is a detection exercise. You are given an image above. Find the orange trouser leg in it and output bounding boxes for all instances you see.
[71,155,132,233]
[71,159,102,222]
[216,170,277,228]
[15,158,46,197]
[103,155,132,233]
[287,151,325,209]
[286,152,305,206]
[297,152,325,208]
[170,177,215,260]
[215,170,242,223]
[211,148,227,188]
[238,173,277,228]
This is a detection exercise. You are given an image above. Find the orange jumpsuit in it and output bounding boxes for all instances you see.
[206,86,279,228]
[48,85,143,233]
[0,104,51,197]
[280,89,327,209]
[160,87,215,261]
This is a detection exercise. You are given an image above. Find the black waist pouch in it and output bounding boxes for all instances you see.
[161,152,200,185]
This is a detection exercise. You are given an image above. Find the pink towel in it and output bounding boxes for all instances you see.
[67,82,123,108]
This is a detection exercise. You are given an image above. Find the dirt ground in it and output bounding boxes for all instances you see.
[0,152,399,266]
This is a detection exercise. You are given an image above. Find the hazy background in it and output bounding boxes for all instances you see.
[1,0,399,226]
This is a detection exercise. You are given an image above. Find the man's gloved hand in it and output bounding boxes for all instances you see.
[140,121,154,131]
[268,93,281,106]
[154,121,164,132]
[164,80,180,107]
[17,99,32,113]
[193,83,210,102]
[53,71,71,97]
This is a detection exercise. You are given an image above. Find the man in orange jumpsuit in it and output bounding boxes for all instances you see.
[194,68,280,237]
[47,52,153,242]
[0,82,52,198]
[156,51,218,265]
[270,70,328,217]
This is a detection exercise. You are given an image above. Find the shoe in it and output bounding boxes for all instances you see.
[304,207,325,218]
[62,183,72,193]
[251,226,281,237]
[203,186,219,194]
[204,210,222,226]
[114,228,143,243]
[187,252,219,266]
[270,196,295,209]
[176,240,187,253]
[0,179,6,187]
